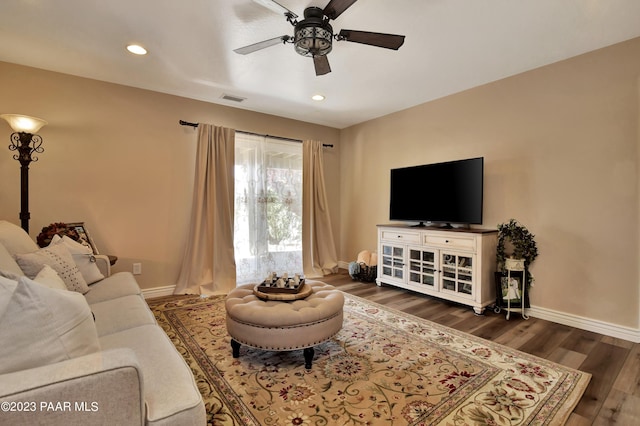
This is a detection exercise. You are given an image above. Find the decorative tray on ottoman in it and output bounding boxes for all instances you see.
[253,274,312,300]
[258,279,304,294]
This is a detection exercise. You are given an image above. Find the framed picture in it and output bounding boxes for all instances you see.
[66,222,99,255]
[494,271,529,308]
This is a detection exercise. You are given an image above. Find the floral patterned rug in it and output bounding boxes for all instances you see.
[147,293,590,426]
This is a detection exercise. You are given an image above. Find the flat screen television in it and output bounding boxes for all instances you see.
[389,157,484,227]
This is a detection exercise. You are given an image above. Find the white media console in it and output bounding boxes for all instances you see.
[376,224,498,314]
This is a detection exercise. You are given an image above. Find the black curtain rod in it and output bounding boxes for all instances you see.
[179,120,333,148]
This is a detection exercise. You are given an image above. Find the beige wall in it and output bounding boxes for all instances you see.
[0,61,340,290]
[340,38,640,329]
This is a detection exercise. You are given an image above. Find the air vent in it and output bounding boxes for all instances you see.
[221,94,246,103]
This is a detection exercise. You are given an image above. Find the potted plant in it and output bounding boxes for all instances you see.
[495,219,539,307]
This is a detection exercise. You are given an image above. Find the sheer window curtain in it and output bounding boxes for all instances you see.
[302,140,338,277]
[174,124,236,295]
[234,133,303,283]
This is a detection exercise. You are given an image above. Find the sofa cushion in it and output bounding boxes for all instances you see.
[15,242,90,294]
[0,276,101,374]
[0,269,21,281]
[33,264,68,291]
[91,294,156,337]
[85,272,141,305]
[99,325,206,425]
[0,242,24,277]
[0,220,39,255]
[51,235,104,284]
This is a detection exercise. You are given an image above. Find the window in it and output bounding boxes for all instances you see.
[234,133,303,283]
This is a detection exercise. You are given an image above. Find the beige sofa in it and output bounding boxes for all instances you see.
[0,220,205,426]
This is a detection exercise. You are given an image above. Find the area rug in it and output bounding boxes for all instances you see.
[147,293,590,426]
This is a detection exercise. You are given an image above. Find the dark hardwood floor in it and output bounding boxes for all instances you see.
[321,271,640,425]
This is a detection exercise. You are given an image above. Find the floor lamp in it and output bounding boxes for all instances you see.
[1,114,48,234]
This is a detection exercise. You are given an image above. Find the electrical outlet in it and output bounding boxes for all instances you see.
[133,263,142,275]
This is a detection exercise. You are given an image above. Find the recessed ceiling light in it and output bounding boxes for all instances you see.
[126,44,147,55]
[312,94,325,101]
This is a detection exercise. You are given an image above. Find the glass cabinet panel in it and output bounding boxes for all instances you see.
[380,243,405,282]
[407,247,437,289]
[439,252,474,298]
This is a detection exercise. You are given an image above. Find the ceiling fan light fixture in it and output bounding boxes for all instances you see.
[294,26,333,57]
[294,7,333,57]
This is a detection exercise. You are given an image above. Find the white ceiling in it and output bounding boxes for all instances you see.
[1,0,640,129]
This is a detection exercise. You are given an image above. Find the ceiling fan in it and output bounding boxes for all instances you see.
[234,0,406,76]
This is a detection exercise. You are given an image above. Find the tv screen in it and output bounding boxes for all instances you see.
[389,157,484,226]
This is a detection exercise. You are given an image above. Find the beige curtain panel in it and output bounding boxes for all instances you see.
[174,124,236,295]
[302,140,338,278]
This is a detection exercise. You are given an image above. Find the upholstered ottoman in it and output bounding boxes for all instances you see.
[225,281,344,369]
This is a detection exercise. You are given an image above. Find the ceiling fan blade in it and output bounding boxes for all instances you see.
[234,35,290,55]
[313,55,331,76]
[251,0,298,19]
[323,0,358,20]
[338,29,405,50]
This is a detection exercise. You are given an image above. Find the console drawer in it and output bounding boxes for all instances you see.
[423,234,476,251]
[380,230,421,244]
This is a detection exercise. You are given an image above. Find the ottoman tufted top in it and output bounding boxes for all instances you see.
[225,281,344,328]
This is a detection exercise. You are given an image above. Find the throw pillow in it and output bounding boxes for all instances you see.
[0,242,24,277]
[0,269,22,281]
[0,276,101,375]
[33,264,68,291]
[0,276,17,313]
[15,243,90,294]
[51,235,104,285]
[0,220,39,255]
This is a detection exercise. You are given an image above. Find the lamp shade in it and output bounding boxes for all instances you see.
[0,114,48,133]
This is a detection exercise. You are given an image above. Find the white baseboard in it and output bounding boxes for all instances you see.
[527,305,640,343]
[142,285,176,299]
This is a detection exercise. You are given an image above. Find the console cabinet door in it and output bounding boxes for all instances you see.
[439,251,475,299]
[380,243,405,283]
[407,246,439,290]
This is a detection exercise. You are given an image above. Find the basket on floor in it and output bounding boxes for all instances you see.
[348,262,377,282]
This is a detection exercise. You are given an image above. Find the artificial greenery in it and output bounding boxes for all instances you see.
[36,222,81,248]
[496,219,539,286]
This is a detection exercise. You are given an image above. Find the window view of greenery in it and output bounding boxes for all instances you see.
[266,189,302,247]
